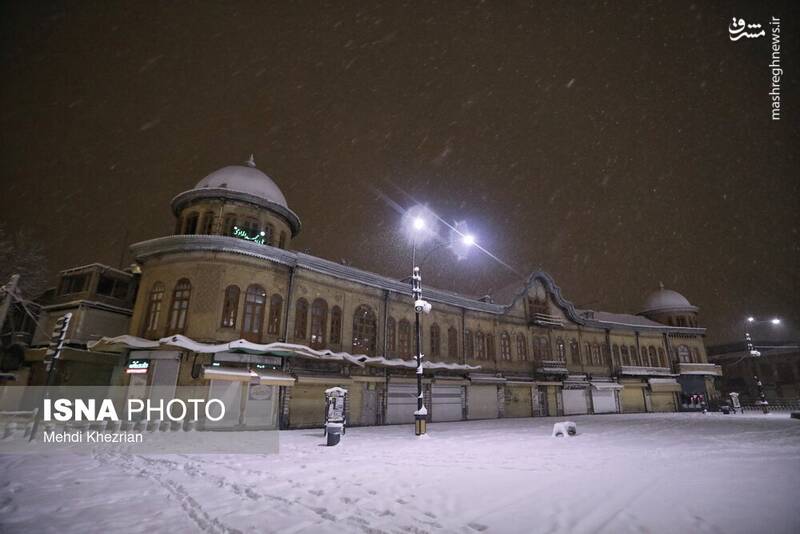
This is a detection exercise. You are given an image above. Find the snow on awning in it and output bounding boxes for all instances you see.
[87,335,160,353]
[89,335,479,372]
[360,356,480,371]
[202,366,295,386]
[648,378,683,393]
[591,381,623,391]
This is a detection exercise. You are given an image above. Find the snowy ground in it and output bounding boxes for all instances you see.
[1,413,799,534]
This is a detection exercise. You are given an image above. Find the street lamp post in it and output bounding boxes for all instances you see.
[406,211,476,436]
[744,317,781,414]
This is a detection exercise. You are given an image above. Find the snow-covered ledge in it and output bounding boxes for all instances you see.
[678,363,723,376]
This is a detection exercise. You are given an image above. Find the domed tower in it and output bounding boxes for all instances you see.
[638,283,699,328]
[170,155,301,249]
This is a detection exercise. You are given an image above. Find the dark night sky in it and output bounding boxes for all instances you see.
[1,1,798,344]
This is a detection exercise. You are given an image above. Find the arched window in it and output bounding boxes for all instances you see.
[602,344,611,366]
[166,279,191,335]
[242,285,266,342]
[220,285,240,328]
[500,332,512,361]
[430,323,441,358]
[678,345,691,363]
[279,232,287,249]
[629,345,638,366]
[352,304,377,356]
[448,327,459,359]
[649,347,658,367]
[465,330,474,359]
[330,305,342,345]
[612,344,620,366]
[267,294,282,336]
[142,282,165,337]
[398,319,412,357]
[539,337,551,360]
[691,347,700,363]
[556,338,566,361]
[621,345,630,365]
[264,224,275,246]
[475,332,486,359]
[310,298,328,348]
[570,339,580,364]
[641,346,649,366]
[223,215,237,236]
[201,211,215,234]
[293,298,309,340]
[241,218,260,237]
[517,334,529,361]
[591,343,601,366]
[486,334,496,360]
[657,347,666,367]
[387,317,396,356]
[183,213,199,234]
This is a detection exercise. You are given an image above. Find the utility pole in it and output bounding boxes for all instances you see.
[0,274,21,340]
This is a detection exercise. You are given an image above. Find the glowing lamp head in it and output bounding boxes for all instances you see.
[462,233,476,247]
[413,217,426,231]
[747,317,755,323]
[771,318,781,325]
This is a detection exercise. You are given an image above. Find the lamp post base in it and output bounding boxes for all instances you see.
[415,415,427,436]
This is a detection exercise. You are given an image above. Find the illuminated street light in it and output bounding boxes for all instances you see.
[413,217,425,231]
[462,233,476,247]
[742,316,783,414]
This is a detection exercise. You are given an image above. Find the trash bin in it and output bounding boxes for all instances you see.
[325,422,343,446]
[323,387,347,446]
[721,405,731,415]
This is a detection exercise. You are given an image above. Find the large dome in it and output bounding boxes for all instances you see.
[194,158,288,208]
[640,286,697,314]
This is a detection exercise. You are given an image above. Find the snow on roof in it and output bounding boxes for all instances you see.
[193,162,288,208]
[640,287,697,314]
[577,310,666,328]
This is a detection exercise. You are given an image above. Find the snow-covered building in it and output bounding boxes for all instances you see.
[100,158,719,429]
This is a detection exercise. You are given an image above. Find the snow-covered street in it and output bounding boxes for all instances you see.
[2,413,799,534]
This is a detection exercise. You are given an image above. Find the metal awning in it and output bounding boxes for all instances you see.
[648,378,682,393]
[469,374,507,384]
[591,381,624,391]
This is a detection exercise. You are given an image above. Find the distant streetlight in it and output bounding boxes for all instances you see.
[462,233,476,247]
[743,316,783,414]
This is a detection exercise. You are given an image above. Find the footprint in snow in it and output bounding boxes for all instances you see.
[468,522,488,532]
[309,489,324,496]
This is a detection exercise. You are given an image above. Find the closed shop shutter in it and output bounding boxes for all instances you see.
[468,385,499,420]
[206,379,243,428]
[621,385,646,413]
[591,389,617,414]
[243,384,278,429]
[563,388,589,415]
[432,385,462,422]
[650,391,676,412]
[505,385,533,418]
[546,386,559,416]
[386,383,417,424]
[289,384,328,429]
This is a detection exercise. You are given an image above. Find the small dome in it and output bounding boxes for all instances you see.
[194,158,288,208]
[640,285,697,314]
